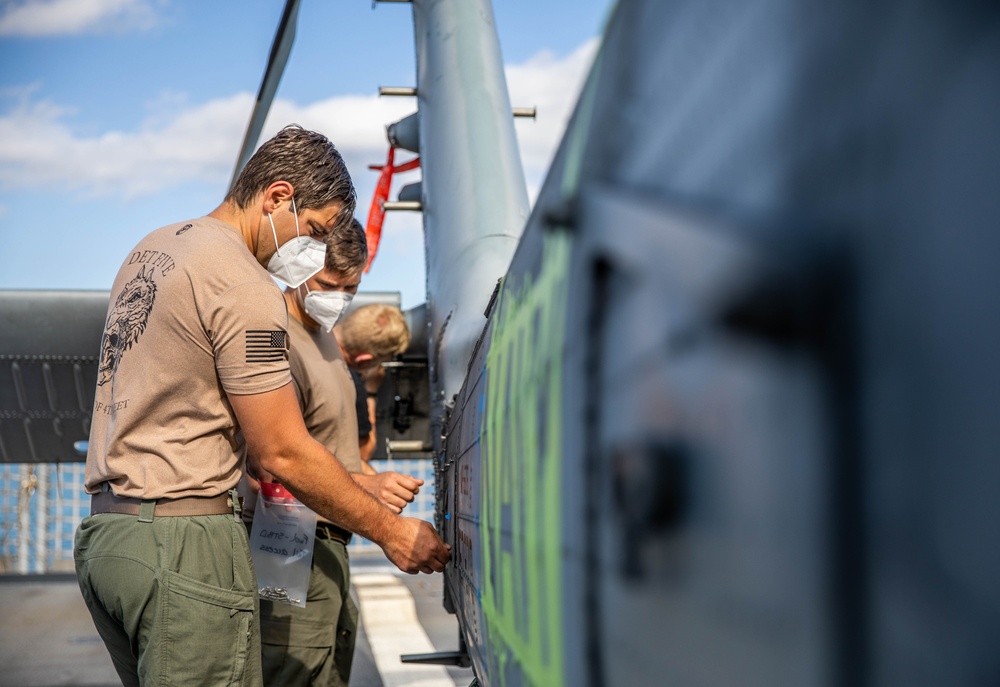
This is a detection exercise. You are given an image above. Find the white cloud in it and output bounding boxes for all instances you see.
[506,37,600,202]
[0,88,250,197]
[261,95,416,167]
[0,85,417,198]
[0,0,159,37]
[0,38,597,206]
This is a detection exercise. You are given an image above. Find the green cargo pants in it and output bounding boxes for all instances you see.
[75,508,262,687]
[258,536,357,687]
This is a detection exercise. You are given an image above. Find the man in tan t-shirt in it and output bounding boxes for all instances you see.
[74,125,450,687]
[245,219,423,686]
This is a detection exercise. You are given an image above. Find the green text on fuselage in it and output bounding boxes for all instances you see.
[480,232,570,687]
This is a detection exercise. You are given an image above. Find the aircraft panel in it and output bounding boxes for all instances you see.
[439,0,1000,685]
[580,185,833,685]
[0,291,106,464]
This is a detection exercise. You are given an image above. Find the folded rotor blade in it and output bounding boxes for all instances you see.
[229,0,301,192]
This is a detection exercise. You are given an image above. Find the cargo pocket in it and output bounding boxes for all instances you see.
[260,615,334,648]
[260,616,334,687]
[161,569,258,686]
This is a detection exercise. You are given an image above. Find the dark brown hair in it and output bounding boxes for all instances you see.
[226,124,356,231]
[325,218,368,275]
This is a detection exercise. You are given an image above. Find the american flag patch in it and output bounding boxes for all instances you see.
[246,330,288,364]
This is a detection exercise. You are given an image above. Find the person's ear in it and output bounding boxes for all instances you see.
[263,181,294,214]
[353,352,375,368]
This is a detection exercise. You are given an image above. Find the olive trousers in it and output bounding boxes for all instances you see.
[75,511,262,686]
[258,536,358,687]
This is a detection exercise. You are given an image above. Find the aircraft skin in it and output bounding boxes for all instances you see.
[3,1,1000,686]
[434,0,1000,686]
[0,290,106,464]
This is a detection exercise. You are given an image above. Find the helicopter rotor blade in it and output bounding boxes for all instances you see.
[229,0,302,192]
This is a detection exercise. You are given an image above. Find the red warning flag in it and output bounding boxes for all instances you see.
[364,147,420,273]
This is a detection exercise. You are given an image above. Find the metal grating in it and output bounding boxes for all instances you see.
[0,459,437,574]
[0,463,88,574]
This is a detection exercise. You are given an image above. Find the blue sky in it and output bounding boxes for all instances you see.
[0,0,609,309]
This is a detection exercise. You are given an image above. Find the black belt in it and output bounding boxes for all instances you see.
[315,522,353,545]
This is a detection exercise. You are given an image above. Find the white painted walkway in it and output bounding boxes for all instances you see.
[355,569,464,687]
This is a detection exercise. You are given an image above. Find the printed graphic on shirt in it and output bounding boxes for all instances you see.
[126,247,176,277]
[176,223,192,235]
[94,398,130,415]
[97,265,158,386]
[246,330,288,364]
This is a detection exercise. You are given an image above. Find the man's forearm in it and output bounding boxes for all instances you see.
[229,384,409,555]
[266,437,395,544]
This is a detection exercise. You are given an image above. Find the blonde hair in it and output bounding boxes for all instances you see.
[337,304,410,360]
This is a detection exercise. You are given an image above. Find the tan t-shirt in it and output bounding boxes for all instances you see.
[85,216,291,498]
[287,316,363,475]
[238,314,363,523]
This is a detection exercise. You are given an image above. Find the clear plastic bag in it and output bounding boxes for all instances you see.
[248,481,317,608]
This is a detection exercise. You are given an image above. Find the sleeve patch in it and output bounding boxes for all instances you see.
[246,329,288,364]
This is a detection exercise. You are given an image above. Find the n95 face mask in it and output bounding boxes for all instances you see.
[304,289,353,332]
[265,197,326,288]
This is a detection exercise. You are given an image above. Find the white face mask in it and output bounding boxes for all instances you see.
[303,287,353,332]
[265,196,326,288]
